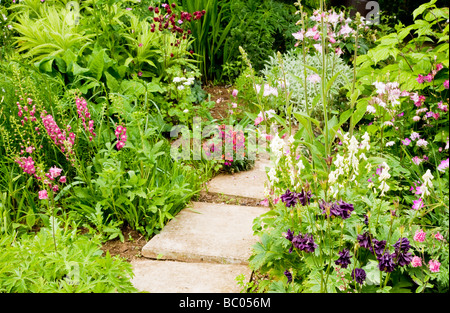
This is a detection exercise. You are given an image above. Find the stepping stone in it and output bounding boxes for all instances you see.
[141,202,267,265]
[206,160,271,199]
[131,259,251,293]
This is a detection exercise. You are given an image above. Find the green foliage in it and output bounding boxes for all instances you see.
[222,0,298,80]
[356,0,449,92]
[0,219,137,293]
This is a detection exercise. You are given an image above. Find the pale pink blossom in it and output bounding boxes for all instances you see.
[416,139,428,147]
[428,259,441,273]
[437,158,449,172]
[411,159,422,169]
[307,74,321,84]
[412,198,424,210]
[292,30,305,41]
[38,190,48,200]
[410,132,420,141]
[49,166,62,179]
[411,256,422,267]
[435,231,444,241]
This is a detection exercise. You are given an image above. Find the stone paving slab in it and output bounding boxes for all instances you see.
[205,159,271,200]
[141,201,267,264]
[131,259,250,293]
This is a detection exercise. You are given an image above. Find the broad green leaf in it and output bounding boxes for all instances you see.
[413,0,436,20]
[88,48,105,80]
[105,72,120,93]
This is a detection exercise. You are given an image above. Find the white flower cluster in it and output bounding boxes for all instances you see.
[173,76,195,90]
[269,134,285,164]
[377,162,391,196]
[420,169,434,197]
[328,132,371,198]
[265,134,308,198]
[255,83,279,97]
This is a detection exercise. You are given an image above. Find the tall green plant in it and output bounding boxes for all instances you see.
[181,0,235,82]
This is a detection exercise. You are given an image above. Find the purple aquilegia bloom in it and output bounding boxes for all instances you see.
[281,189,298,208]
[394,250,413,267]
[372,238,387,259]
[335,249,352,269]
[284,270,292,283]
[336,200,354,219]
[319,200,339,218]
[297,189,312,206]
[393,237,411,253]
[292,233,317,253]
[284,229,295,253]
[285,229,294,241]
[363,214,369,225]
[378,251,396,273]
[320,200,354,219]
[351,268,366,285]
[357,232,372,250]
[392,237,413,267]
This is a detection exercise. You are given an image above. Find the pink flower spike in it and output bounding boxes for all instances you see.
[444,80,449,89]
[413,229,426,242]
[59,176,67,183]
[38,190,48,200]
[232,89,238,97]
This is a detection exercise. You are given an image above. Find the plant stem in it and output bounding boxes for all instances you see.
[349,24,359,138]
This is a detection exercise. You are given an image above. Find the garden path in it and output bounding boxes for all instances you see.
[130,158,271,293]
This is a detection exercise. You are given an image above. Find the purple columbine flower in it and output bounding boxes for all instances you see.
[284,270,292,283]
[297,189,312,206]
[320,199,354,219]
[336,200,354,219]
[281,189,298,208]
[372,238,387,259]
[335,249,352,269]
[393,237,411,253]
[378,251,396,273]
[351,268,366,285]
[363,214,369,225]
[357,232,372,250]
[292,233,317,253]
[285,228,294,241]
[394,250,413,267]
[319,200,338,218]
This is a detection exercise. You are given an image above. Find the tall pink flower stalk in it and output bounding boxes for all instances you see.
[76,96,96,141]
[115,125,127,150]
[41,112,76,165]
